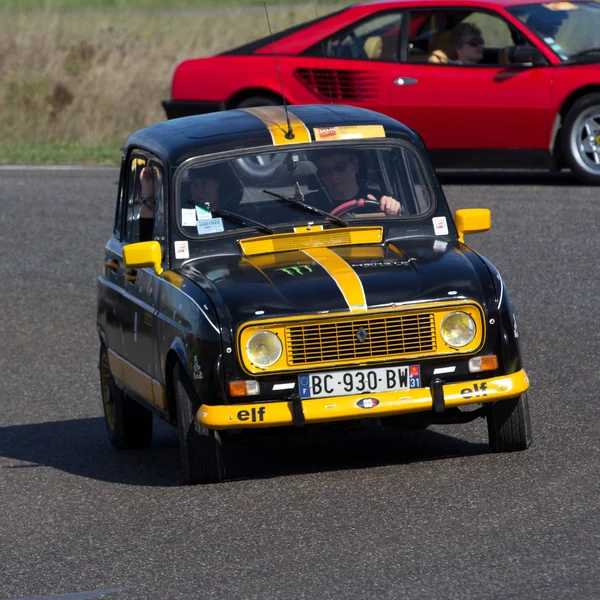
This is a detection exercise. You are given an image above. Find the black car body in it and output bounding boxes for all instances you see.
[97,104,531,484]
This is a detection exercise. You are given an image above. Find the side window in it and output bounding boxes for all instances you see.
[321,12,404,61]
[124,155,147,243]
[113,155,126,239]
[407,9,531,66]
[150,163,168,262]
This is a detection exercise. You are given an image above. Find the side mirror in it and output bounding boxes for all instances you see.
[123,241,163,275]
[454,209,491,243]
[509,45,545,65]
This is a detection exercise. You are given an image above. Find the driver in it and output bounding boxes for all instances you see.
[309,150,402,216]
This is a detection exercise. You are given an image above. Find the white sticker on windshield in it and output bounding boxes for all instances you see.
[174,240,189,259]
[181,208,197,227]
[195,205,213,221]
[197,218,224,235]
[432,216,449,235]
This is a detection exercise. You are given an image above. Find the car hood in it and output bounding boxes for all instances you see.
[180,240,490,327]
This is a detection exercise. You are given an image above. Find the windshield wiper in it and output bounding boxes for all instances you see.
[262,188,348,228]
[187,200,274,234]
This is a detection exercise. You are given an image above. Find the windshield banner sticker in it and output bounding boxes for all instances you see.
[197,218,225,235]
[313,125,386,141]
[181,208,196,227]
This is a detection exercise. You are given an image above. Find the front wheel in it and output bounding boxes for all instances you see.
[561,93,600,185]
[486,392,532,452]
[173,363,225,484]
[99,346,153,449]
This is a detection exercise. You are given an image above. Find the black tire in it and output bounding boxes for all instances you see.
[486,391,532,453]
[236,95,280,109]
[560,93,600,185]
[99,346,153,449]
[173,363,225,484]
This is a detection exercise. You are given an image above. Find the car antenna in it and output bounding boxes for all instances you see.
[315,4,334,103]
[263,1,295,140]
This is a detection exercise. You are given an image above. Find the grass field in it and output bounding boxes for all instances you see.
[3,0,310,12]
[0,3,346,164]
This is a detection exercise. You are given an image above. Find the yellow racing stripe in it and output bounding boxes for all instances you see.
[241,106,311,145]
[302,247,367,312]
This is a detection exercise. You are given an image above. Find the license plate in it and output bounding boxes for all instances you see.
[298,365,421,399]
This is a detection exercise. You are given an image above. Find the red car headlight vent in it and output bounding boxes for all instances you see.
[295,68,379,102]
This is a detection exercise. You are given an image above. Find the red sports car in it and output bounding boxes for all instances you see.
[163,0,600,184]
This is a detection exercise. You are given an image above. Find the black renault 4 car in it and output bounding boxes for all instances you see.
[97,104,531,484]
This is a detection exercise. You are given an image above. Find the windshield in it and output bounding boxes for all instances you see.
[508,1,600,60]
[176,144,433,238]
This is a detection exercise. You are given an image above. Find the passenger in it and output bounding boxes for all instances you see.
[309,150,402,216]
[449,23,485,65]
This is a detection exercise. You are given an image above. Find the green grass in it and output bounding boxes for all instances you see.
[1,0,327,11]
[0,142,121,165]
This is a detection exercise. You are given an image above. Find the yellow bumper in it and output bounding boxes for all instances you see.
[197,369,529,430]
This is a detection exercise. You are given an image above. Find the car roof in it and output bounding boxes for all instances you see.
[125,105,422,167]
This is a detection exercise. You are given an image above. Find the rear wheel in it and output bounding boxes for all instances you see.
[173,363,225,484]
[99,346,153,449]
[561,93,600,185]
[486,392,532,452]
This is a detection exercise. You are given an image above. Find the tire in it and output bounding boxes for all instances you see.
[236,95,280,109]
[99,346,153,449]
[173,363,225,484]
[486,391,532,453]
[561,93,600,185]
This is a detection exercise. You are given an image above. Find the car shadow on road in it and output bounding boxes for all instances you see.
[0,417,490,486]
[437,169,581,186]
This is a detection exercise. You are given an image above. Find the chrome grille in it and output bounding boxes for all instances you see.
[286,313,436,366]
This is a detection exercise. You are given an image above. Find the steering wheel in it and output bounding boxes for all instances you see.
[330,198,381,217]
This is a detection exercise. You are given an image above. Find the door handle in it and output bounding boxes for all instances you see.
[394,77,418,86]
[105,258,120,272]
[124,269,138,283]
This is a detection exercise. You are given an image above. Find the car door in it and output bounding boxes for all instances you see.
[119,152,168,407]
[294,9,407,115]
[383,7,554,150]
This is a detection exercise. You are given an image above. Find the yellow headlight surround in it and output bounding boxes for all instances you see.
[245,331,283,368]
[440,311,477,348]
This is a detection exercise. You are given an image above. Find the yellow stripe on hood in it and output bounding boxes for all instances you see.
[302,247,367,312]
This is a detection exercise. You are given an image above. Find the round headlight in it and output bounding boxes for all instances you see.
[246,331,283,368]
[440,312,476,347]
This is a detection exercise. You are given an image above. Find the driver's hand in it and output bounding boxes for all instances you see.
[367,194,402,216]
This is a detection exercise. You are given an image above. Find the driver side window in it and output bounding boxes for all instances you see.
[320,12,404,61]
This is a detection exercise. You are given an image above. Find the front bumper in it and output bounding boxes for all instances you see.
[197,369,529,430]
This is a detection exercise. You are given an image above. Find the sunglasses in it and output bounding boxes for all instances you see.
[317,158,352,177]
[465,37,484,47]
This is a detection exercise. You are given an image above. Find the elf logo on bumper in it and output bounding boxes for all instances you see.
[357,398,379,409]
[460,382,488,399]
[237,407,266,422]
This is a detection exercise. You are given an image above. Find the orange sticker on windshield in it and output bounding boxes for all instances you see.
[542,2,578,9]
[313,125,386,141]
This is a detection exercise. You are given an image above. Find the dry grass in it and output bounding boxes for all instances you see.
[0,8,339,147]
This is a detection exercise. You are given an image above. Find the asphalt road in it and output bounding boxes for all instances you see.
[1,167,599,600]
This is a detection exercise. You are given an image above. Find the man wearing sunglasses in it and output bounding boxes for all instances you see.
[310,150,402,216]
[450,22,485,65]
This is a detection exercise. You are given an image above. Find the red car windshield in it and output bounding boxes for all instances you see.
[176,144,433,238]
[508,1,600,61]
